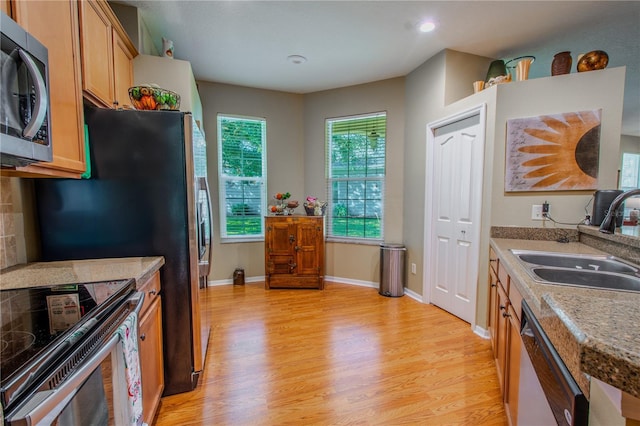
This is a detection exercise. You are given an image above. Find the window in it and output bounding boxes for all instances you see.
[217,114,266,240]
[326,112,386,241]
[620,152,640,190]
[620,152,640,217]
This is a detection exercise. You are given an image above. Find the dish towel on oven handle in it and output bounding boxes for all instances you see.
[116,312,146,426]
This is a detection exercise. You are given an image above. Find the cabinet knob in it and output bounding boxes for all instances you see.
[148,289,157,296]
[491,283,497,288]
[502,312,511,318]
[499,305,506,311]
[294,246,300,251]
[140,334,146,341]
[289,234,295,243]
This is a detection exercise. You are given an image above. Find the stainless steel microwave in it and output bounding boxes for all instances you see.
[0,11,51,167]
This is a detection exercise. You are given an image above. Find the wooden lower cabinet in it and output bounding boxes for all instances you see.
[137,272,164,425]
[265,215,325,289]
[488,247,522,425]
[505,304,521,425]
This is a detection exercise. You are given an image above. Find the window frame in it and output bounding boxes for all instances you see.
[326,112,386,244]
[217,114,267,242]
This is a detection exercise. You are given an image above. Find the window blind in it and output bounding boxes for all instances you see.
[326,112,386,240]
[217,115,266,239]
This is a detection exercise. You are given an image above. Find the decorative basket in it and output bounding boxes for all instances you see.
[304,202,326,216]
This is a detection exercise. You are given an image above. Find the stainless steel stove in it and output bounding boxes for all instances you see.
[0,278,139,425]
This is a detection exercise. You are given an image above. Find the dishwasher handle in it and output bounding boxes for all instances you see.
[6,292,145,426]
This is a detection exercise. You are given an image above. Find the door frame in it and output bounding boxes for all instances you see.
[422,104,487,326]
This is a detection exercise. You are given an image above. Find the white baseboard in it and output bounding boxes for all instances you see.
[208,275,425,305]
[207,275,265,286]
[474,325,490,339]
[324,275,377,288]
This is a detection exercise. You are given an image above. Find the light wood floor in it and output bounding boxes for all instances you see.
[153,283,507,425]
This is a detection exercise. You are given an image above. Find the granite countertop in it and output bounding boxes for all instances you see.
[0,256,165,290]
[490,238,640,399]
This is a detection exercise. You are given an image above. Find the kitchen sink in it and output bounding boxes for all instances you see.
[510,249,640,293]
[513,251,638,274]
[531,267,640,292]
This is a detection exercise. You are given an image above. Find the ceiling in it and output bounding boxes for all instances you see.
[115,1,640,136]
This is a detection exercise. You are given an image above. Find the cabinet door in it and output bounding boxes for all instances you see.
[79,0,114,107]
[1,0,10,15]
[496,284,509,395]
[505,306,521,425]
[112,28,133,108]
[266,219,294,255]
[488,266,499,354]
[295,218,321,275]
[139,297,164,425]
[9,0,86,178]
[265,218,294,277]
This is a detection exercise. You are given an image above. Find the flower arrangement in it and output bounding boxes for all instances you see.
[304,196,327,216]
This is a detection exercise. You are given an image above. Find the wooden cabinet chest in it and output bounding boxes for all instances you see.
[265,215,325,289]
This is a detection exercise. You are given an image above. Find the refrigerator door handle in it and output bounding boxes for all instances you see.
[198,176,213,279]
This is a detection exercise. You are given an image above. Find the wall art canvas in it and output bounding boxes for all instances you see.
[505,109,601,192]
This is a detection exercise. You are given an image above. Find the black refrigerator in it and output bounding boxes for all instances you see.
[35,106,213,396]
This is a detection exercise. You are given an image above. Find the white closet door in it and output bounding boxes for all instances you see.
[426,112,484,323]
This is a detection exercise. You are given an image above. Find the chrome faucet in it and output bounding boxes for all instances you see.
[599,188,640,234]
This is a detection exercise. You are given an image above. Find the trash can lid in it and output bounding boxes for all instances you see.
[380,243,406,249]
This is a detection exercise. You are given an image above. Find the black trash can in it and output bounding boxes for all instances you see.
[379,243,406,297]
[233,268,245,285]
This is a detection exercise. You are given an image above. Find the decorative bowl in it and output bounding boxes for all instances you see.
[128,85,181,111]
[577,50,609,72]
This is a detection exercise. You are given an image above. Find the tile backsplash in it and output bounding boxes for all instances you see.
[1,177,18,269]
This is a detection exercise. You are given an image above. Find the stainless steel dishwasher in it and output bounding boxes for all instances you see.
[518,300,589,426]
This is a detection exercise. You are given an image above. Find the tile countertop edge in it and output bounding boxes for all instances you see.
[490,238,640,399]
[0,257,165,290]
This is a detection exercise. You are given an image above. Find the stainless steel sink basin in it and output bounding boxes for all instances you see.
[531,267,640,292]
[514,251,638,274]
[510,249,640,293]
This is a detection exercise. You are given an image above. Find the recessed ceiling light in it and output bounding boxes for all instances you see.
[287,55,307,65]
[419,21,436,33]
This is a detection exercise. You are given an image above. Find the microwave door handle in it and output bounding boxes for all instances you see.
[1,50,22,130]
[6,292,144,426]
[18,49,48,139]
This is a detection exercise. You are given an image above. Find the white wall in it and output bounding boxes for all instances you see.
[403,50,493,294]
[303,78,405,283]
[404,60,626,327]
[198,82,304,281]
[490,67,626,227]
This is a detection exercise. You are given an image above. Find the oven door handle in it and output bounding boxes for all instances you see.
[6,292,144,426]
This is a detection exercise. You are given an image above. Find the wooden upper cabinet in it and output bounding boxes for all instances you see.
[112,28,134,109]
[5,0,86,178]
[79,0,136,108]
[1,0,10,15]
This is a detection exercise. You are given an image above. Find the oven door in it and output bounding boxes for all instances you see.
[4,292,144,426]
